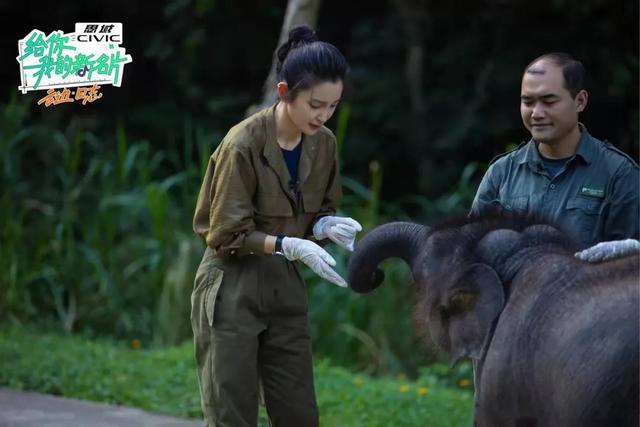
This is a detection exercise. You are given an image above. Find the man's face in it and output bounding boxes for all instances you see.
[285,80,343,135]
[520,60,586,146]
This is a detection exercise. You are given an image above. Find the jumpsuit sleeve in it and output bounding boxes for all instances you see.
[193,143,267,258]
[602,162,639,240]
[469,163,501,220]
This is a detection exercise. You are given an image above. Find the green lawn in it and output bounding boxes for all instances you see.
[0,327,473,426]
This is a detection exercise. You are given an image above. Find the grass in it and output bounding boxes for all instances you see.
[0,326,473,426]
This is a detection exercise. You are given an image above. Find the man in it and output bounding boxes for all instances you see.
[468,53,639,425]
[471,52,639,246]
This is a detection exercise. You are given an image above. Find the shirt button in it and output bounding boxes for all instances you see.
[550,184,556,189]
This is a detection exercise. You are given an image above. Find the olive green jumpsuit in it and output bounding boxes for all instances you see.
[191,104,342,427]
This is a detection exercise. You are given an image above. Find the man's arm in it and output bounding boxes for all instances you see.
[470,164,501,219]
[603,163,639,241]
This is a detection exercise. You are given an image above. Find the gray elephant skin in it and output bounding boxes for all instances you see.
[347,218,639,427]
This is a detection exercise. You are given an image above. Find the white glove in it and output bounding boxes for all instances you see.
[281,237,347,287]
[575,239,640,262]
[313,216,363,251]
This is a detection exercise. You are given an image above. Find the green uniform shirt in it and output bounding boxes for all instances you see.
[471,126,639,246]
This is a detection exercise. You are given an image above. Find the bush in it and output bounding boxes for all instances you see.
[1,96,477,376]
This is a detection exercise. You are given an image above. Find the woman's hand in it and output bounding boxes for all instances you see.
[281,237,347,287]
[313,216,362,251]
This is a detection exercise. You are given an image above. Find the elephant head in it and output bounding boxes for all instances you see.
[348,221,505,366]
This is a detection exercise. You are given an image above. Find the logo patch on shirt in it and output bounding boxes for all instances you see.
[580,187,605,198]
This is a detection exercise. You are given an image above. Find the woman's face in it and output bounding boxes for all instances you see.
[284,80,343,135]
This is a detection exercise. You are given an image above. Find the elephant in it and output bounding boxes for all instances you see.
[347,217,639,427]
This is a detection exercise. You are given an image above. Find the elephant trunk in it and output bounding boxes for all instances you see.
[347,221,428,293]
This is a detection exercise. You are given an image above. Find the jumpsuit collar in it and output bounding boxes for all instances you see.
[263,103,318,197]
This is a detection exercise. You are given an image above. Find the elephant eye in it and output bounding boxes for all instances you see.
[447,291,476,314]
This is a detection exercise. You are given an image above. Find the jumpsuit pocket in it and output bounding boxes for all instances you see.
[255,193,293,217]
[204,267,224,327]
[192,263,225,329]
[302,190,323,213]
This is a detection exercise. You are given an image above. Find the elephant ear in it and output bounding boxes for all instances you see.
[443,263,504,367]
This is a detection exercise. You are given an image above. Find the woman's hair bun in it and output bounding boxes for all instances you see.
[274,24,348,100]
[288,25,318,45]
[276,25,318,72]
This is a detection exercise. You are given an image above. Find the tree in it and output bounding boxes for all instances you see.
[245,0,322,117]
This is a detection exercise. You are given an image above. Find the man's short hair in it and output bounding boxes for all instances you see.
[524,52,586,98]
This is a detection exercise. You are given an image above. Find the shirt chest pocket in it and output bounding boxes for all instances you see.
[565,196,603,235]
[500,196,529,213]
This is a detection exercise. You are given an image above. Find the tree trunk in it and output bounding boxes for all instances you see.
[391,0,431,193]
[391,0,426,115]
[245,0,322,117]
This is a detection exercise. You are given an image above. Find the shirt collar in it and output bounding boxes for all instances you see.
[516,123,594,168]
[573,123,595,165]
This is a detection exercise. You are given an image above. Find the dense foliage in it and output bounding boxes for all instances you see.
[1,0,637,377]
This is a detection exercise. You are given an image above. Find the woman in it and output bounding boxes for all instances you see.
[191,25,361,427]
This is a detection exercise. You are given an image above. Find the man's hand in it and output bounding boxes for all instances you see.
[575,239,640,262]
[281,237,347,287]
[313,216,363,251]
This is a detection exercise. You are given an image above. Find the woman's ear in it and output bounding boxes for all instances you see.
[277,82,289,101]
